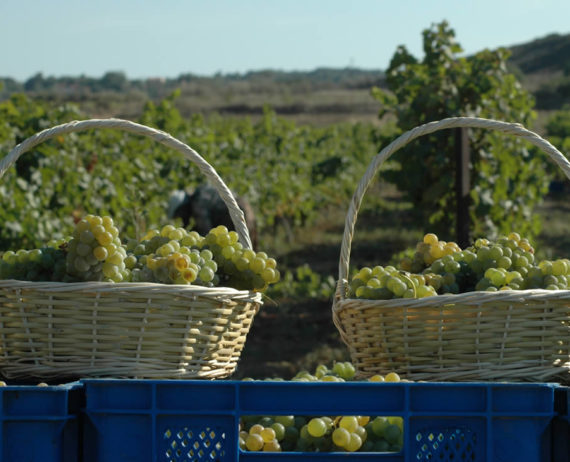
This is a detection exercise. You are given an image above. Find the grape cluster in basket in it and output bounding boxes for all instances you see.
[239,361,406,453]
[349,232,570,300]
[0,214,280,292]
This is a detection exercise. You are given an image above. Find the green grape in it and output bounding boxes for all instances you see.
[201,249,214,261]
[384,424,401,445]
[107,252,123,266]
[76,243,92,257]
[497,256,512,269]
[374,440,390,451]
[79,230,95,244]
[93,246,108,261]
[263,439,281,452]
[222,246,235,259]
[514,255,529,268]
[198,267,215,282]
[245,434,264,451]
[552,259,568,276]
[295,438,311,452]
[543,275,558,287]
[339,416,358,433]
[539,261,553,275]
[342,362,356,380]
[506,270,522,283]
[307,418,327,438]
[331,362,346,378]
[283,425,299,443]
[489,246,503,260]
[332,427,350,448]
[355,425,368,443]
[270,423,286,441]
[204,260,218,272]
[28,248,42,262]
[372,417,389,437]
[235,257,250,272]
[2,251,15,263]
[346,433,363,452]
[157,244,175,257]
[74,257,90,273]
[357,267,373,280]
[250,257,266,272]
[102,261,119,278]
[430,260,445,273]
[391,279,407,296]
[160,225,176,237]
[257,417,273,428]
[299,424,314,442]
[260,427,276,443]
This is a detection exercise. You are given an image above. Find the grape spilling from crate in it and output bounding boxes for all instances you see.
[349,232,570,300]
[240,362,406,453]
[0,214,280,292]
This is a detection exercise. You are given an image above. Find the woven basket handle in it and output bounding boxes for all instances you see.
[336,116,570,300]
[0,118,253,249]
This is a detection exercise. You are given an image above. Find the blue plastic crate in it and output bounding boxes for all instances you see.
[553,387,569,462]
[81,380,563,462]
[0,381,83,462]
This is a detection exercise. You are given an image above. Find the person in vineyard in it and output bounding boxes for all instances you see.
[168,184,258,250]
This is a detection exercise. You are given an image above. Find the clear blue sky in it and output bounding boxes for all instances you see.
[2,0,569,81]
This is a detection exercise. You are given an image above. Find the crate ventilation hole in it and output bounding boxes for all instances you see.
[164,427,226,461]
[415,428,476,461]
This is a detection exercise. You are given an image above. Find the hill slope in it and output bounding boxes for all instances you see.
[508,33,570,75]
[507,33,570,110]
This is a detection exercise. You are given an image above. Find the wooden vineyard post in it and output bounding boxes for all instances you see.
[455,127,470,248]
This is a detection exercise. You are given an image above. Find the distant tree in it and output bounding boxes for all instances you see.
[24,73,46,92]
[372,21,549,240]
[100,71,128,92]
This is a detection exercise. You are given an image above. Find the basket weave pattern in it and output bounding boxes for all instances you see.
[0,119,261,380]
[332,117,570,382]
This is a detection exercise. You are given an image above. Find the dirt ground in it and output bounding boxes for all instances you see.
[232,299,350,380]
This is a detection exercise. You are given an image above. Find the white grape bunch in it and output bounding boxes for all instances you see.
[65,214,128,282]
[0,241,67,282]
[0,214,281,291]
[352,232,570,299]
[127,224,280,290]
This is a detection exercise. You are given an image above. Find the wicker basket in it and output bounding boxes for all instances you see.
[332,117,570,383]
[0,118,262,380]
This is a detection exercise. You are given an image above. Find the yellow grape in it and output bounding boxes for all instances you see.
[346,433,363,452]
[332,427,350,447]
[260,428,276,443]
[245,434,264,451]
[339,416,358,433]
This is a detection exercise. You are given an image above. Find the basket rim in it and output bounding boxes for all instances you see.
[0,278,263,302]
[333,285,570,312]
